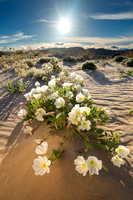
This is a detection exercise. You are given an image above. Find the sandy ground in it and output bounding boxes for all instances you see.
[0,60,133,200]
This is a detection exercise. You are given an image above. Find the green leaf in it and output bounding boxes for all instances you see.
[102,165,109,172]
[72,133,77,142]
[95,143,105,149]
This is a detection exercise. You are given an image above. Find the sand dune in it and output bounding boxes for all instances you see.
[0,60,133,200]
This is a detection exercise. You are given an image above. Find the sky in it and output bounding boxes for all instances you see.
[0,0,133,50]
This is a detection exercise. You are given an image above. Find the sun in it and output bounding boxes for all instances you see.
[58,18,71,34]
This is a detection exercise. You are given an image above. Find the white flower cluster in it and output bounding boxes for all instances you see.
[111,145,130,167]
[70,72,83,84]
[68,104,91,131]
[33,142,51,176]
[74,155,102,176]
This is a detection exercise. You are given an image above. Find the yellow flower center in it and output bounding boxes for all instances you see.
[89,160,95,166]
[83,111,87,115]
[83,122,87,126]
[76,111,80,115]
[60,102,64,106]
[79,97,83,100]
[118,148,123,153]
[74,117,78,122]
[27,129,31,134]
[81,162,86,169]
[41,163,46,169]
[38,110,42,115]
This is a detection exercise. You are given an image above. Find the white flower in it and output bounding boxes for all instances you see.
[40,85,48,93]
[31,88,36,95]
[82,89,89,96]
[71,104,82,117]
[79,120,91,131]
[80,107,90,116]
[70,72,77,79]
[82,117,86,121]
[35,142,48,154]
[63,82,72,89]
[68,113,80,125]
[56,113,61,118]
[74,156,88,176]
[35,81,40,87]
[47,92,59,100]
[65,91,74,99]
[86,156,102,175]
[34,139,42,145]
[36,108,46,116]
[33,93,41,99]
[36,115,44,121]
[32,156,51,176]
[75,75,83,83]
[59,71,65,78]
[24,92,32,100]
[74,84,82,91]
[23,126,33,135]
[55,97,65,108]
[111,155,125,167]
[82,89,91,99]
[76,93,85,103]
[18,109,26,118]
[48,79,56,88]
[115,145,130,158]
[101,107,110,117]
[51,75,56,79]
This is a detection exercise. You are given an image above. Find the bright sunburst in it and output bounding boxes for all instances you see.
[58,18,71,34]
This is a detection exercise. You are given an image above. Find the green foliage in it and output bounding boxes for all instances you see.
[26,60,34,67]
[112,53,121,59]
[6,80,29,93]
[130,109,133,114]
[50,58,62,73]
[82,61,97,71]
[125,58,133,67]
[113,55,126,62]
[39,57,51,64]
[48,149,64,164]
[118,69,133,77]
[63,56,77,63]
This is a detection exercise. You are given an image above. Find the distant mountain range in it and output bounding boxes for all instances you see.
[1,47,133,59]
[42,47,133,59]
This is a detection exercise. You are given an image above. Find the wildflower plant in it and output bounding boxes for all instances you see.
[19,71,132,177]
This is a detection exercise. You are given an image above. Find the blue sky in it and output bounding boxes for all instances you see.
[0,0,133,49]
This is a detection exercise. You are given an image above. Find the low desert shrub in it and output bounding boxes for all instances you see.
[125,58,133,67]
[82,61,97,70]
[26,60,34,67]
[113,55,126,62]
[39,57,51,64]
[63,56,77,63]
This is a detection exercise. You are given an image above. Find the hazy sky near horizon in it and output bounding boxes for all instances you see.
[0,0,133,49]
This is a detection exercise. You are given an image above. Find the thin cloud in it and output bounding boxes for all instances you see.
[0,31,36,45]
[90,11,133,20]
[63,36,133,45]
[35,19,57,23]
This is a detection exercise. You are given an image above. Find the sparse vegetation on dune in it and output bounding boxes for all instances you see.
[38,57,51,64]
[113,55,126,63]
[125,58,133,67]
[82,61,97,70]
[6,79,29,93]
[63,55,77,63]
